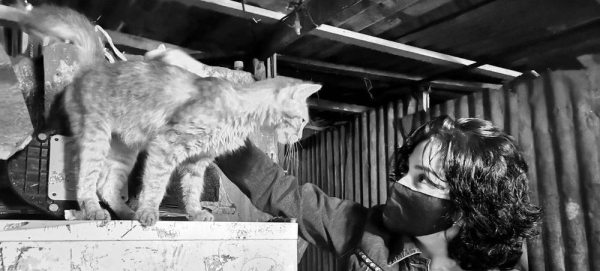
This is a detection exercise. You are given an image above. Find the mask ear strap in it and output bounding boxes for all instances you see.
[444,214,464,241]
[452,213,463,226]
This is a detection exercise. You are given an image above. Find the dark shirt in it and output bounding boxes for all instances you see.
[214,141,525,271]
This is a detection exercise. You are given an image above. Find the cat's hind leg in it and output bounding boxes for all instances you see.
[135,135,183,226]
[97,136,139,220]
[75,120,112,221]
[179,158,214,221]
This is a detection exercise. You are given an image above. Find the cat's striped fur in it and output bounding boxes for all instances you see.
[20,5,321,226]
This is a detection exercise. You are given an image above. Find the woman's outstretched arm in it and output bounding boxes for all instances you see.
[215,139,368,256]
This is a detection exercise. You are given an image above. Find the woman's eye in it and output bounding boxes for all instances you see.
[417,175,428,184]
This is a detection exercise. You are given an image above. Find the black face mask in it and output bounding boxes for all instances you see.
[382,182,456,236]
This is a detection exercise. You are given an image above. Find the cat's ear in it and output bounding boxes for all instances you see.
[291,83,322,101]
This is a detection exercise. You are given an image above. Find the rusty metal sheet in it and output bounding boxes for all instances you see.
[47,135,128,201]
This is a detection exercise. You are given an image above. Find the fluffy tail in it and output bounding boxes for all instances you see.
[19,5,105,69]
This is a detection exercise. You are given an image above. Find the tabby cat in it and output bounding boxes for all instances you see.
[20,5,321,226]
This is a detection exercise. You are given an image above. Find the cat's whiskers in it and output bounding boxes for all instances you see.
[285,143,291,171]
[292,143,298,175]
[281,140,302,175]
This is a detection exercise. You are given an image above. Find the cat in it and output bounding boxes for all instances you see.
[19,5,321,226]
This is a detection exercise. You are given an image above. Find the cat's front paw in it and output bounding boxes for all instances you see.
[135,208,160,226]
[187,209,214,222]
[86,209,111,221]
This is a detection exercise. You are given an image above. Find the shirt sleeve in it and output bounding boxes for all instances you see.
[214,139,368,256]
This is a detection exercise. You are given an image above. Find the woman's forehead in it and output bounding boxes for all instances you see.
[410,141,437,162]
[404,140,450,198]
[410,141,445,177]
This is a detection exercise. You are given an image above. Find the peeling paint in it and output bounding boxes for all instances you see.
[13,58,36,98]
[2,222,29,231]
[241,257,278,271]
[203,254,237,271]
[49,171,66,185]
[52,60,77,85]
[70,249,82,271]
[7,246,45,271]
[235,230,249,239]
[566,201,580,220]
[170,244,183,269]
[153,226,180,239]
[0,247,5,270]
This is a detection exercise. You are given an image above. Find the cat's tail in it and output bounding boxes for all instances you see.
[19,5,105,70]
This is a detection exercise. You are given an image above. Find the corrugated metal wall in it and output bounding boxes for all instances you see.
[295,62,600,271]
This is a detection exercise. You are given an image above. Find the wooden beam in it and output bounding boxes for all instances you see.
[278,54,502,91]
[0,5,24,27]
[0,5,197,54]
[278,54,420,81]
[165,0,285,23]
[4,1,521,80]
[305,123,327,131]
[167,0,520,80]
[307,99,371,114]
[105,30,200,54]
[110,32,246,61]
[255,0,367,60]
[428,79,501,92]
[312,25,522,80]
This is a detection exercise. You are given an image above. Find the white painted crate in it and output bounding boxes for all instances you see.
[0,220,298,271]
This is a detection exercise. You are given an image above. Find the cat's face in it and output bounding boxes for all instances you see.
[273,82,321,144]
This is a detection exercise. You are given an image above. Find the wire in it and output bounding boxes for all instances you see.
[95,25,127,62]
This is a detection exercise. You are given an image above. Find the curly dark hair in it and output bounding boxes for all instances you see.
[391,115,542,270]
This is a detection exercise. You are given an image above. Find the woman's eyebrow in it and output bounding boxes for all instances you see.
[414,165,433,174]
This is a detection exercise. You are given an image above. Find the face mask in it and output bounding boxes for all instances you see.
[382,182,456,236]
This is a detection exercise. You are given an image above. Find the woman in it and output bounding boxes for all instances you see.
[213,116,541,271]
[146,49,542,270]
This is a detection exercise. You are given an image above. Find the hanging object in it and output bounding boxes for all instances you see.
[293,14,302,35]
[234,60,244,71]
[422,86,431,112]
[266,54,277,78]
[95,25,127,62]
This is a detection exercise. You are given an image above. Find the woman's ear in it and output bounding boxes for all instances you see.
[445,219,463,241]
